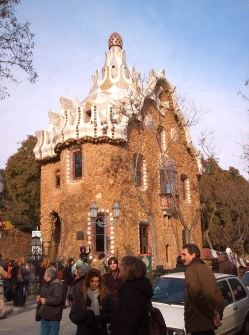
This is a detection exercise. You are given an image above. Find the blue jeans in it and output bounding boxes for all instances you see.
[40,319,60,335]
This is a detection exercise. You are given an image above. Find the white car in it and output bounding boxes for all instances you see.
[241,271,249,290]
[152,272,249,335]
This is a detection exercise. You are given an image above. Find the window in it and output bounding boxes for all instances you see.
[133,154,143,187]
[157,126,166,152]
[228,278,247,301]
[73,150,82,179]
[94,216,111,254]
[160,167,178,195]
[152,278,185,305]
[139,222,149,254]
[55,170,60,188]
[217,280,233,307]
[170,128,178,142]
[95,218,105,252]
[180,174,187,200]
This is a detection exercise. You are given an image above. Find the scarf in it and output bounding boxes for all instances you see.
[87,288,100,316]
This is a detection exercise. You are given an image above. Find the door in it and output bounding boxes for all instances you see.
[227,277,249,333]
[95,215,111,255]
[216,279,237,335]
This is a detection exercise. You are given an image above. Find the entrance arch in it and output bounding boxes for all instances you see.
[50,211,61,260]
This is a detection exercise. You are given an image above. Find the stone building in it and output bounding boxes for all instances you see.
[34,33,202,268]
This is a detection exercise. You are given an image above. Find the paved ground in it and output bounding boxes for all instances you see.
[0,299,76,335]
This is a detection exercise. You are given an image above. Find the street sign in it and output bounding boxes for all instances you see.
[32,230,41,238]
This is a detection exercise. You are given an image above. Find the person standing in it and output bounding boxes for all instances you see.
[103,256,121,303]
[37,260,48,294]
[36,266,64,335]
[79,246,91,263]
[62,258,75,307]
[0,264,8,318]
[12,260,26,307]
[91,253,106,276]
[69,268,112,335]
[181,243,224,335]
[111,256,153,335]
[20,258,30,299]
[67,261,89,305]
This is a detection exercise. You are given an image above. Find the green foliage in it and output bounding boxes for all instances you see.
[4,135,40,231]
[200,158,249,255]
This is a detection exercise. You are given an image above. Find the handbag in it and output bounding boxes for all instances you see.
[35,302,42,321]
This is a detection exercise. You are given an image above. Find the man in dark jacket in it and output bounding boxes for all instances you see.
[182,243,224,335]
[103,256,122,303]
[37,266,64,335]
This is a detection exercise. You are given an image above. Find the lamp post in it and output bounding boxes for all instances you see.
[90,202,99,220]
[31,235,42,261]
[112,201,121,219]
[89,201,121,227]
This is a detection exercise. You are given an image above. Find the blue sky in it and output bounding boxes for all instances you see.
[0,0,248,176]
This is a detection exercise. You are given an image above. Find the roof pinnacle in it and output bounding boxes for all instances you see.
[108,32,123,49]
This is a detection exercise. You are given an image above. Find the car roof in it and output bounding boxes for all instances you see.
[160,272,237,280]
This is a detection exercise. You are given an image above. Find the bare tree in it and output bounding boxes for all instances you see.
[0,0,37,99]
[111,70,204,264]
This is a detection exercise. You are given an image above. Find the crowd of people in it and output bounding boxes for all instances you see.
[0,255,31,309]
[35,251,153,335]
[0,244,245,335]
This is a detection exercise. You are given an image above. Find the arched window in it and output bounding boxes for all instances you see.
[180,174,187,200]
[160,157,178,195]
[55,170,60,188]
[170,128,178,142]
[72,149,83,179]
[157,126,166,152]
[133,154,148,190]
[180,174,191,203]
[73,151,82,179]
[139,222,149,254]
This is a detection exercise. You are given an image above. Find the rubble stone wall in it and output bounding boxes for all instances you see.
[39,97,202,268]
[0,230,32,260]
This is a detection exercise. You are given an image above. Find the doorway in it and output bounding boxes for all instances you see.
[50,211,61,260]
[94,215,110,255]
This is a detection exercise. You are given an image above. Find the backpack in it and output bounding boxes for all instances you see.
[148,301,168,335]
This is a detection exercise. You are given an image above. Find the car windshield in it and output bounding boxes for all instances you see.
[152,277,185,305]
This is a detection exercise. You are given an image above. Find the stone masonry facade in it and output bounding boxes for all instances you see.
[36,33,202,269]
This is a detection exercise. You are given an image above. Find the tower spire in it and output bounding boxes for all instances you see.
[108,32,123,49]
